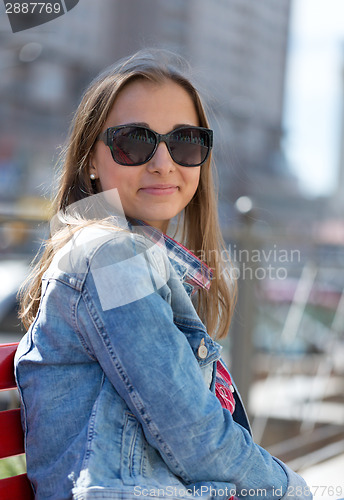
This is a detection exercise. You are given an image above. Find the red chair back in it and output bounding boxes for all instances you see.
[0,343,34,499]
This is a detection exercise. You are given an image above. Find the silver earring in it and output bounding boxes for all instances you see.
[90,173,96,180]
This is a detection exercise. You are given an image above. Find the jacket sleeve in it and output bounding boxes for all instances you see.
[77,234,312,500]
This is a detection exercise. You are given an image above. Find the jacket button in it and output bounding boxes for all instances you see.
[197,338,208,359]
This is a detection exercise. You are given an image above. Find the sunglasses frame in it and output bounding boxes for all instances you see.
[97,125,213,167]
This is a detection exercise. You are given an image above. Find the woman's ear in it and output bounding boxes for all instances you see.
[89,156,98,180]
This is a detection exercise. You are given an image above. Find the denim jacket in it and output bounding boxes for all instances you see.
[15,220,312,500]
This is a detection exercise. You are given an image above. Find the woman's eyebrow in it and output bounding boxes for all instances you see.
[173,123,197,129]
[114,122,198,130]
[117,121,149,127]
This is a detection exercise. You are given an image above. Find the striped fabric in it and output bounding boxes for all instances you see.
[215,358,236,414]
[130,219,213,292]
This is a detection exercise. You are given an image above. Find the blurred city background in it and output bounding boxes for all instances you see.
[0,0,344,494]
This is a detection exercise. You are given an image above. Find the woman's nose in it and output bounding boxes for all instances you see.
[146,142,175,174]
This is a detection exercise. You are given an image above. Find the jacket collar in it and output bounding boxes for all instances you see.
[128,219,213,292]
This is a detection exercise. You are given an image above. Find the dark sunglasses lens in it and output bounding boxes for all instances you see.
[111,127,156,165]
[169,128,210,166]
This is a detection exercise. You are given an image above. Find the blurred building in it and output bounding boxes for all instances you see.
[0,0,117,208]
[0,0,302,226]
[110,0,297,223]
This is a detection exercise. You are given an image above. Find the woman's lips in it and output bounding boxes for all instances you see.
[140,185,178,195]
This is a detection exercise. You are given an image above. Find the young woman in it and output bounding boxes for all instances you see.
[15,50,312,500]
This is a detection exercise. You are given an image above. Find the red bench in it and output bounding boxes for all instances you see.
[0,342,34,499]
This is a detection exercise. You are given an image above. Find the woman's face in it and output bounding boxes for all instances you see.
[90,79,201,232]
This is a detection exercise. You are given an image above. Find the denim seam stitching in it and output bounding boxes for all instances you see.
[73,290,98,361]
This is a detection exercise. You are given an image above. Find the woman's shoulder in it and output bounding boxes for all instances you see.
[44,222,158,282]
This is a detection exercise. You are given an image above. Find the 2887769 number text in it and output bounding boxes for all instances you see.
[5,3,61,14]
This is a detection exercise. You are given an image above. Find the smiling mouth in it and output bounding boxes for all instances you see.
[139,185,178,195]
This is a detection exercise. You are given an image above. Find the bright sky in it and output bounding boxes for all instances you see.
[283,0,344,197]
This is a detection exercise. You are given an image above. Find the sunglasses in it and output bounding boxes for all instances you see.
[97,125,213,167]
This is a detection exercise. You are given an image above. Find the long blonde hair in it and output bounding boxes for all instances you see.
[19,49,236,338]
